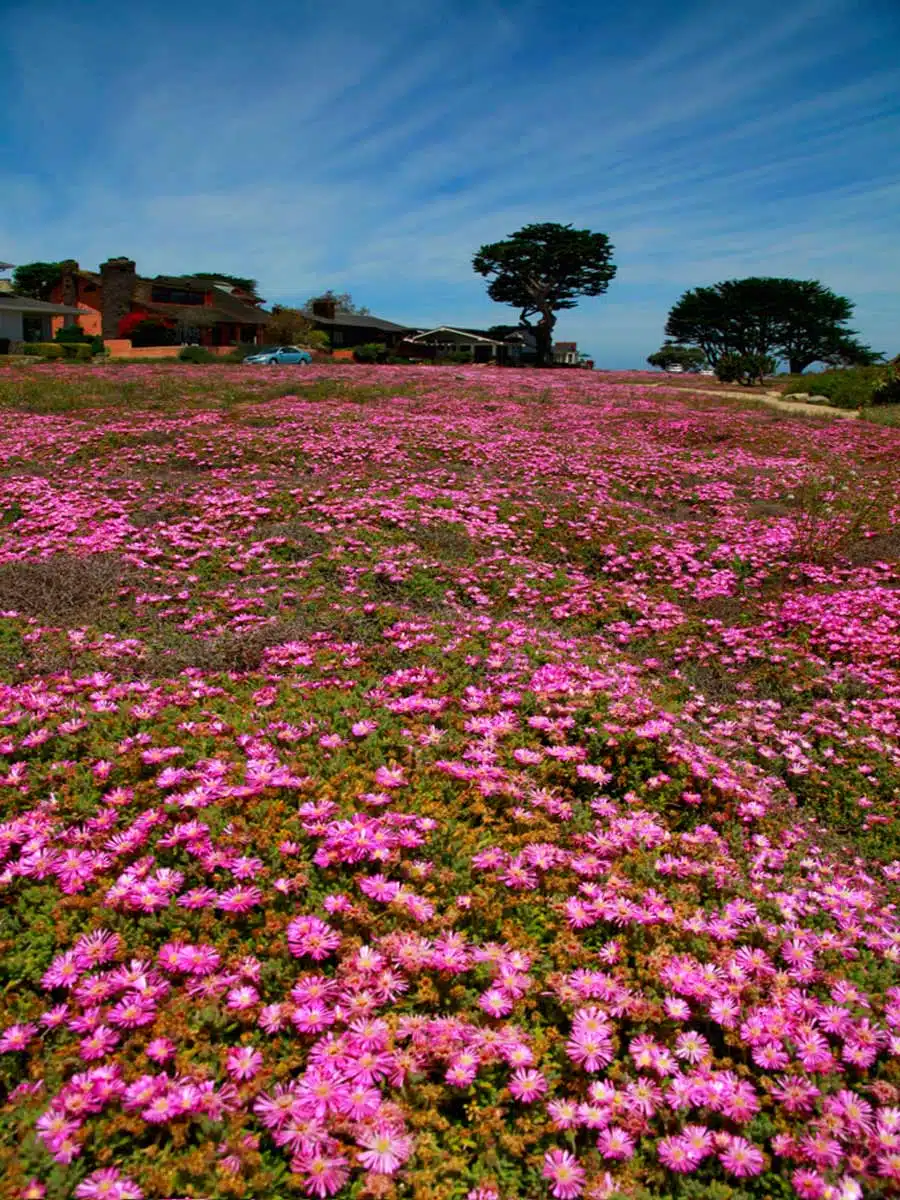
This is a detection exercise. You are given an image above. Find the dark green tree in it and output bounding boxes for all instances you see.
[665,277,872,373]
[303,290,370,316]
[647,343,707,372]
[180,273,261,296]
[12,262,62,300]
[473,223,616,367]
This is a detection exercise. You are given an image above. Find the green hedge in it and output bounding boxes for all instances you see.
[178,346,217,363]
[21,342,93,361]
[781,365,892,409]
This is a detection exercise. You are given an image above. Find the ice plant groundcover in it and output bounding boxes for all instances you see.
[0,364,898,1200]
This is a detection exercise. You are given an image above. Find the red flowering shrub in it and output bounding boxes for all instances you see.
[117,312,176,346]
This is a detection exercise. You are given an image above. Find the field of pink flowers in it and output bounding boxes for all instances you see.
[1,363,899,1200]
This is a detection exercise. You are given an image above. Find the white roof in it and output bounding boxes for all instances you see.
[407,326,501,344]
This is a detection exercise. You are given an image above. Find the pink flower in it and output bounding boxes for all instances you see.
[287,916,342,961]
[0,1022,38,1053]
[226,1045,264,1080]
[597,1127,634,1160]
[295,1151,350,1197]
[508,1068,547,1102]
[226,985,260,1011]
[542,1149,585,1199]
[719,1136,765,1178]
[146,1037,176,1063]
[658,1136,701,1173]
[74,1168,144,1199]
[356,1125,414,1174]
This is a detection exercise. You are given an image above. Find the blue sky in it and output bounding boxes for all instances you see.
[2,0,898,367]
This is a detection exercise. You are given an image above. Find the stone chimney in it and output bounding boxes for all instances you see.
[99,257,137,339]
[60,260,79,309]
[312,297,336,320]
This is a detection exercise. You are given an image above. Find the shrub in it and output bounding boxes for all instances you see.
[0,337,10,356]
[871,363,900,406]
[118,314,177,347]
[58,342,93,361]
[782,366,888,409]
[54,323,92,344]
[178,345,217,364]
[21,342,64,359]
[224,343,258,362]
[715,352,774,385]
[353,342,388,363]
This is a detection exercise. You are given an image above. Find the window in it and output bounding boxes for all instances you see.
[332,331,343,345]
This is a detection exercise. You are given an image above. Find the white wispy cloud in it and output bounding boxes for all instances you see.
[1,0,897,365]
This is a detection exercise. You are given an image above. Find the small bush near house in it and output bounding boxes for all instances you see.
[58,342,93,361]
[178,345,217,364]
[21,342,64,359]
[437,350,475,365]
[353,342,388,363]
[781,365,891,409]
[54,323,92,344]
[0,337,10,355]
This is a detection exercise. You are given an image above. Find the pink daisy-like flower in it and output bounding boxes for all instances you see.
[74,1167,144,1198]
[479,988,514,1017]
[295,1150,350,1197]
[287,916,342,961]
[657,1136,701,1174]
[226,985,260,1011]
[597,1127,635,1160]
[719,1136,765,1178]
[0,1022,38,1053]
[542,1149,585,1199]
[508,1068,548,1102]
[146,1037,176,1063]
[79,1026,119,1061]
[357,1125,414,1175]
[226,1045,264,1080]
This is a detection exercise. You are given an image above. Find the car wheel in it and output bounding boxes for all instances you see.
[269,358,280,365]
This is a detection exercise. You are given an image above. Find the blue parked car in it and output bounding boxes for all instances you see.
[243,345,313,366]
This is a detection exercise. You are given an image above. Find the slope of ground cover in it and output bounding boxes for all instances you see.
[0,364,899,1200]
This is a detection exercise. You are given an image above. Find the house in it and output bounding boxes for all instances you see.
[0,262,14,295]
[48,259,269,347]
[302,297,413,349]
[401,326,503,363]
[0,288,87,348]
[553,341,579,365]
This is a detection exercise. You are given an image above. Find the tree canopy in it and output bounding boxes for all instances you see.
[647,343,707,372]
[303,290,370,316]
[473,223,616,366]
[175,273,261,296]
[665,277,878,374]
[12,262,62,300]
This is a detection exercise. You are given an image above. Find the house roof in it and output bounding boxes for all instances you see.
[133,280,268,325]
[0,295,87,316]
[0,262,14,271]
[302,309,413,333]
[408,326,502,344]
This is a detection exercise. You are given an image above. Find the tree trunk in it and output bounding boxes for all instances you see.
[789,357,811,375]
[535,312,555,367]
